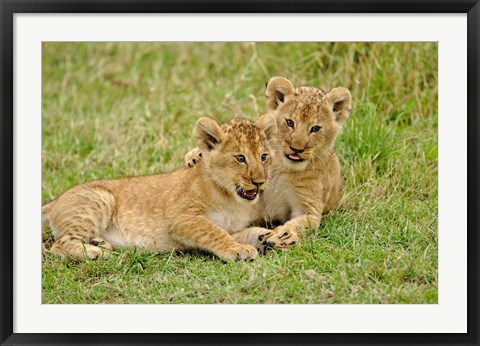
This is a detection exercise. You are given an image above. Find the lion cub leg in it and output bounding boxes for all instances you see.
[46,187,115,259]
[172,217,258,261]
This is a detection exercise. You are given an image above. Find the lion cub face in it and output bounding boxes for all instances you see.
[265,77,351,171]
[194,115,276,203]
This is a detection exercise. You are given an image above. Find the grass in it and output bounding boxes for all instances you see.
[42,42,438,304]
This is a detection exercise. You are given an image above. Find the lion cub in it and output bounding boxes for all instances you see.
[255,77,351,247]
[42,115,276,261]
[185,77,351,249]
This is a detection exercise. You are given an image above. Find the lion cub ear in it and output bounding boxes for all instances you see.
[327,87,352,126]
[194,117,224,151]
[265,76,295,111]
[256,113,277,141]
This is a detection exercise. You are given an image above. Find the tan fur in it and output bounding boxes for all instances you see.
[42,115,277,260]
[185,77,351,249]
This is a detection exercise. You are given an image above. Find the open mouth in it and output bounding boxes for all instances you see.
[285,154,305,162]
[235,185,258,201]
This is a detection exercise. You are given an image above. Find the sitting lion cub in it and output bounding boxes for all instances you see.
[42,115,276,260]
[185,77,351,249]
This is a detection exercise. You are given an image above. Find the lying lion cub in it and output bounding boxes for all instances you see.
[185,77,351,249]
[42,115,276,260]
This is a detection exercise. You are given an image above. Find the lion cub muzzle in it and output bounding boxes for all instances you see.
[235,179,265,201]
[235,185,258,201]
[284,141,311,163]
[236,169,268,201]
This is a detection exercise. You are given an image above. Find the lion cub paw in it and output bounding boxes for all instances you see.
[83,244,109,259]
[50,242,110,260]
[184,148,203,168]
[91,237,113,251]
[233,227,274,254]
[264,225,299,250]
[254,228,275,254]
[217,244,258,261]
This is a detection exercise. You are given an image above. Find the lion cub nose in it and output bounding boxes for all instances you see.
[252,179,266,188]
[290,145,305,153]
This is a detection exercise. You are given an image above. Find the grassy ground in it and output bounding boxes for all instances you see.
[42,42,438,304]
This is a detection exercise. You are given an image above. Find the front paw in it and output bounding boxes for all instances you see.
[184,148,203,168]
[217,244,258,261]
[243,227,274,254]
[264,224,299,249]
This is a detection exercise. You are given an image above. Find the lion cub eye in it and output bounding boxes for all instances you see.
[261,153,268,162]
[310,125,321,133]
[235,155,246,164]
[285,119,295,128]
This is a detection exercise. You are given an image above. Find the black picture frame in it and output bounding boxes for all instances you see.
[1,1,479,345]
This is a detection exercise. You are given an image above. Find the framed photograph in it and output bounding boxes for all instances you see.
[1,1,479,345]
